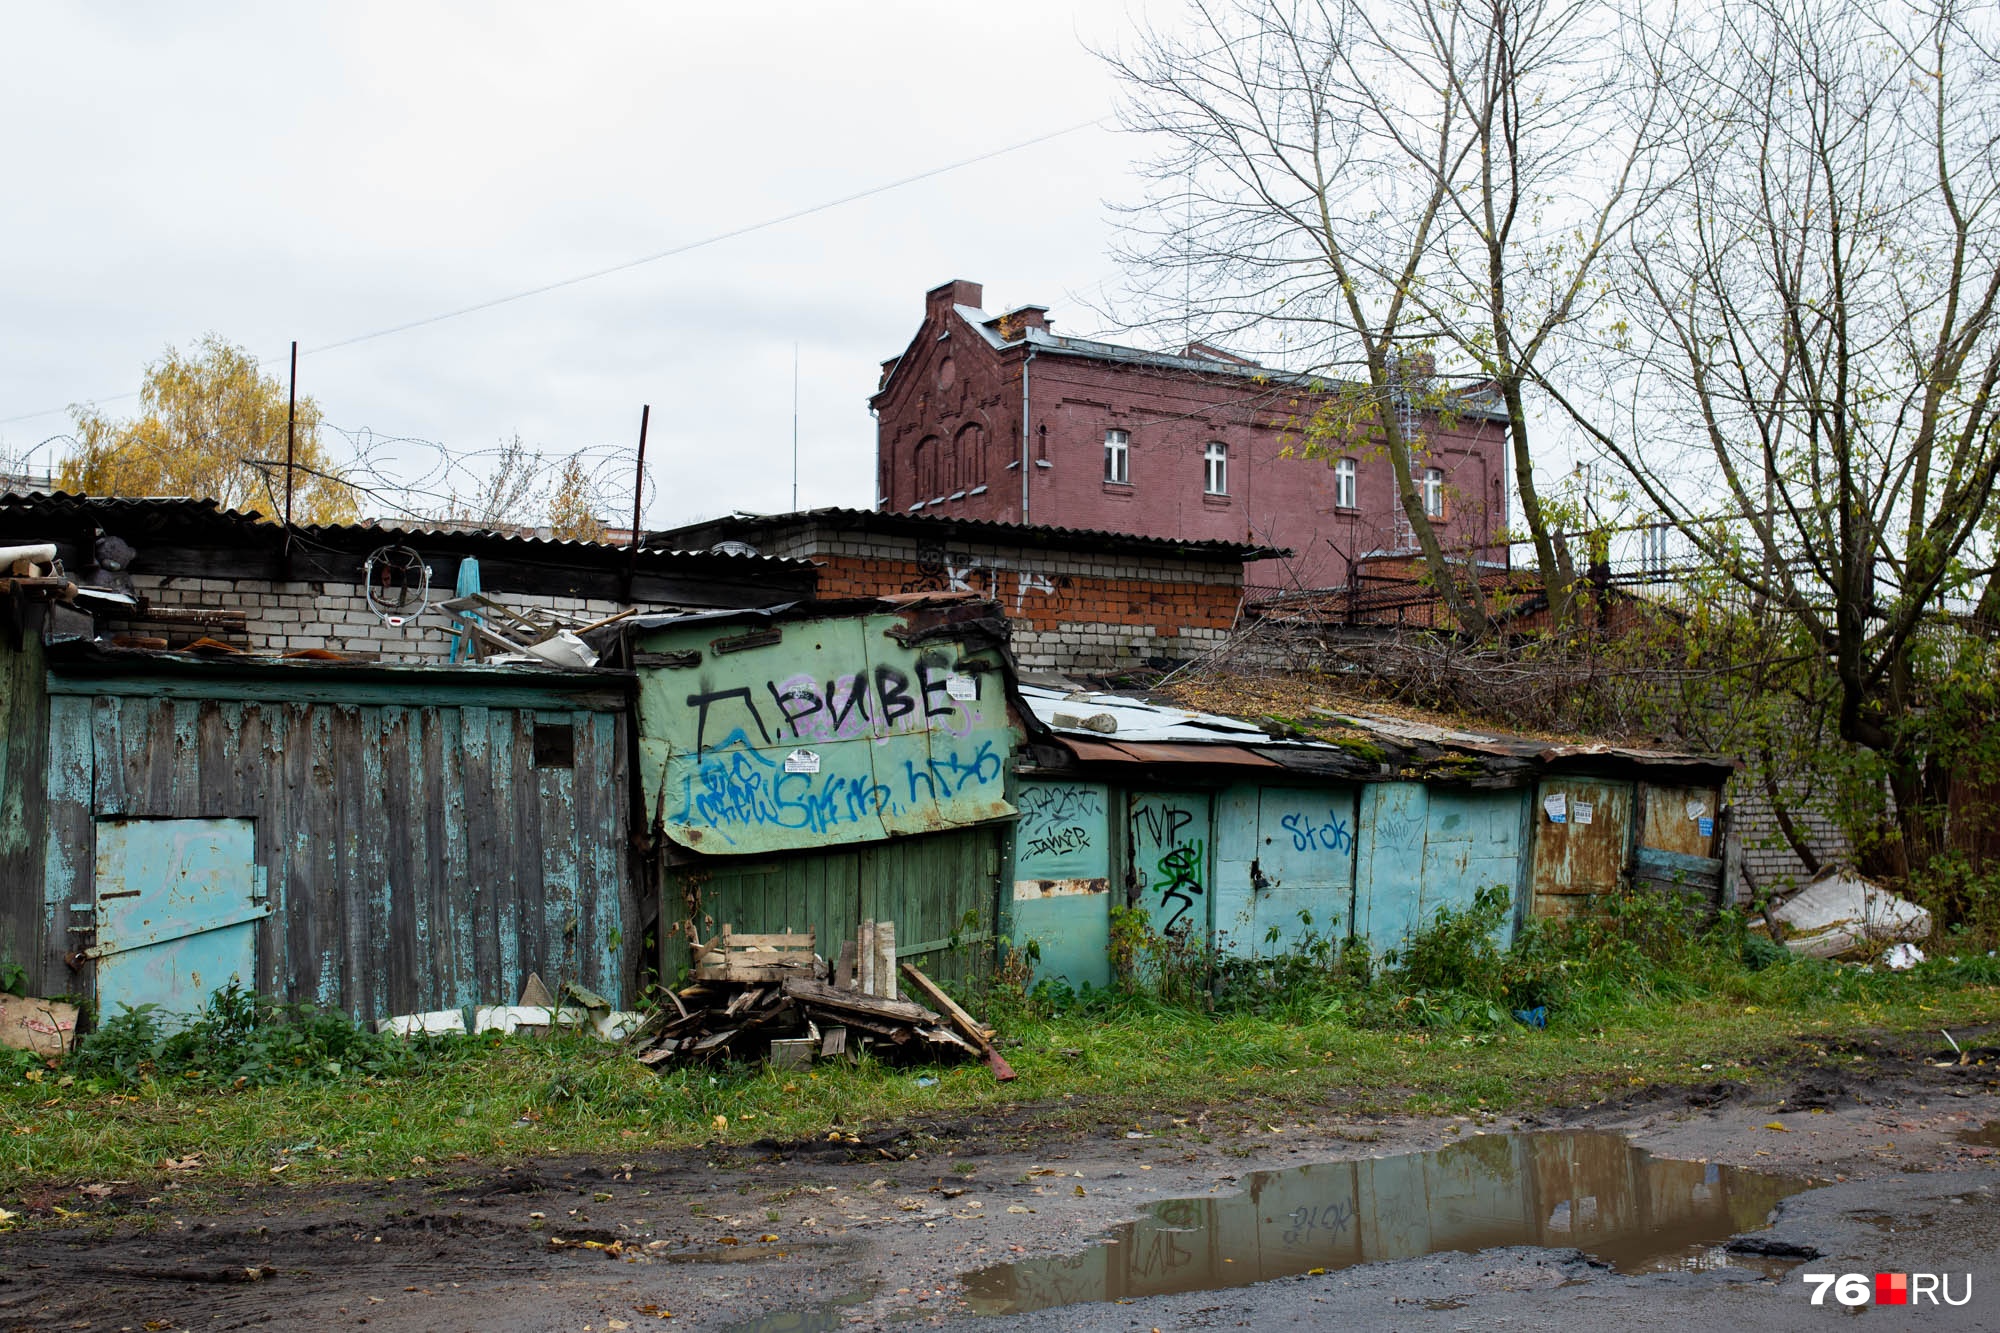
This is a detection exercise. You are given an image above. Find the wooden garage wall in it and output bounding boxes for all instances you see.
[0,631,50,988]
[662,823,1004,990]
[37,678,632,1019]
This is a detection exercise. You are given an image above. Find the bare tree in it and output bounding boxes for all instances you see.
[438,434,548,530]
[1583,0,2000,871]
[1107,0,1665,632]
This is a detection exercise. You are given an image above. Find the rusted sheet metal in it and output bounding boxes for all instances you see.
[39,687,631,1021]
[634,608,1019,855]
[1103,741,1281,767]
[1638,783,1720,859]
[1529,778,1634,916]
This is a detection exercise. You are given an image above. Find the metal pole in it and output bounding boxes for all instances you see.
[792,342,799,511]
[284,340,298,528]
[627,404,650,587]
[1019,347,1034,523]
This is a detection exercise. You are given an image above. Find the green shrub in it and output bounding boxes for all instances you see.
[70,984,466,1088]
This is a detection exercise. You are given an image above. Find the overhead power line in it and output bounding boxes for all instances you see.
[0,117,1106,428]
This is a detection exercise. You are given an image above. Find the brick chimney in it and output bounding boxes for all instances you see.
[987,305,1051,340]
[926,279,984,318]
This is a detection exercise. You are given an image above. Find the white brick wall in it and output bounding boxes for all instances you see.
[113,573,640,663]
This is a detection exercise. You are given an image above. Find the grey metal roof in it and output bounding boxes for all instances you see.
[949,303,1511,423]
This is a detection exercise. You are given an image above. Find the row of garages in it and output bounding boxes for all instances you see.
[1,592,1732,1021]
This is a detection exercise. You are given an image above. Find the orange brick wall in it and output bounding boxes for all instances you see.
[814,553,1237,638]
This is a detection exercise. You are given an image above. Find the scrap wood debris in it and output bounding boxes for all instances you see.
[624,921,1011,1079]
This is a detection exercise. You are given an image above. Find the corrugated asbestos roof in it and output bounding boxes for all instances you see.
[0,490,812,568]
[650,505,1284,562]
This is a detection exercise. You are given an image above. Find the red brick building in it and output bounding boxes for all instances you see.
[651,506,1275,674]
[871,279,1511,590]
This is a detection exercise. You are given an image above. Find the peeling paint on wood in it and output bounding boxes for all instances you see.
[35,680,630,1022]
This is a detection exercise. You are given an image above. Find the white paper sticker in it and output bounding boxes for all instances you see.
[783,748,821,774]
[1543,792,1567,823]
[1573,801,1594,825]
[945,672,978,701]
[1685,798,1708,821]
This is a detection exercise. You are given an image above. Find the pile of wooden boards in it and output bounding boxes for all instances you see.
[623,923,1014,1080]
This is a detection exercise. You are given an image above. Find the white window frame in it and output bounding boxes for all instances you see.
[1334,457,1357,509]
[1104,428,1130,484]
[1422,467,1446,519]
[1203,441,1228,495]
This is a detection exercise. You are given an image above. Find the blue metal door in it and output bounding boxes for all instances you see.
[90,818,265,1022]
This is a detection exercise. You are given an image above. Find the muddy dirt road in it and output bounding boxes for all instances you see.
[4,1032,1997,1332]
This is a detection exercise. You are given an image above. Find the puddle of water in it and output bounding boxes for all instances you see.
[961,1130,1816,1316]
[1958,1121,2000,1147]
[719,1282,878,1333]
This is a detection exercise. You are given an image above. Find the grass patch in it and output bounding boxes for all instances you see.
[2,898,1997,1196]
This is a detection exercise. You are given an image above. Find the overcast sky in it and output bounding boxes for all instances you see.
[0,2,1177,531]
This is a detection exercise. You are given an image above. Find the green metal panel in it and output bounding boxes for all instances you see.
[633,612,1017,855]
[1214,783,1360,957]
[1129,791,1212,939]
[1354,784,1428,955]
[1356,784,1530,955]
[667,824,1002,989]
[1418,789,1526,945]
[1010,780,1113,990]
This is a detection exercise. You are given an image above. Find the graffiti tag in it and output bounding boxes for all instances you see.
[1024,826,1091,861]
[1279,810,1355,854]
[1282,1200,1356,1247]
[1017,784,1104,837]
[1153,842,1207,934]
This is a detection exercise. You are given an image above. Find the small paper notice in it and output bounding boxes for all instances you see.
[1698,816,1714,838]
[783,749,821,774]
[1573,801,1594,825]
[1685,797,1708,821]
[945,672,978,701]
[1543,792,1567,823]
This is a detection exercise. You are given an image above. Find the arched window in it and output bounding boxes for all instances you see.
[1203,441,1228,496]
[955,422,986,490]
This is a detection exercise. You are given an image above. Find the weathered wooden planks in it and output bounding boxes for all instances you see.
[34,681,632,1023]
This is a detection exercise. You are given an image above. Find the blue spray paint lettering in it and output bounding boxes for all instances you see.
[1280,810,1355,854]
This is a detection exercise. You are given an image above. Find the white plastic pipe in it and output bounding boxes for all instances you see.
[0,543,57,572]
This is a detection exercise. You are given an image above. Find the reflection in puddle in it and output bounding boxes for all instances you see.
[1959,1121,2000,1147]
[719,1282,878,1333]
[961,1131,1816,1316]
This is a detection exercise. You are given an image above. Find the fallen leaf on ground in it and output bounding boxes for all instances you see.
[160,1154,204,1171]
[1763,1122,1791,1132]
